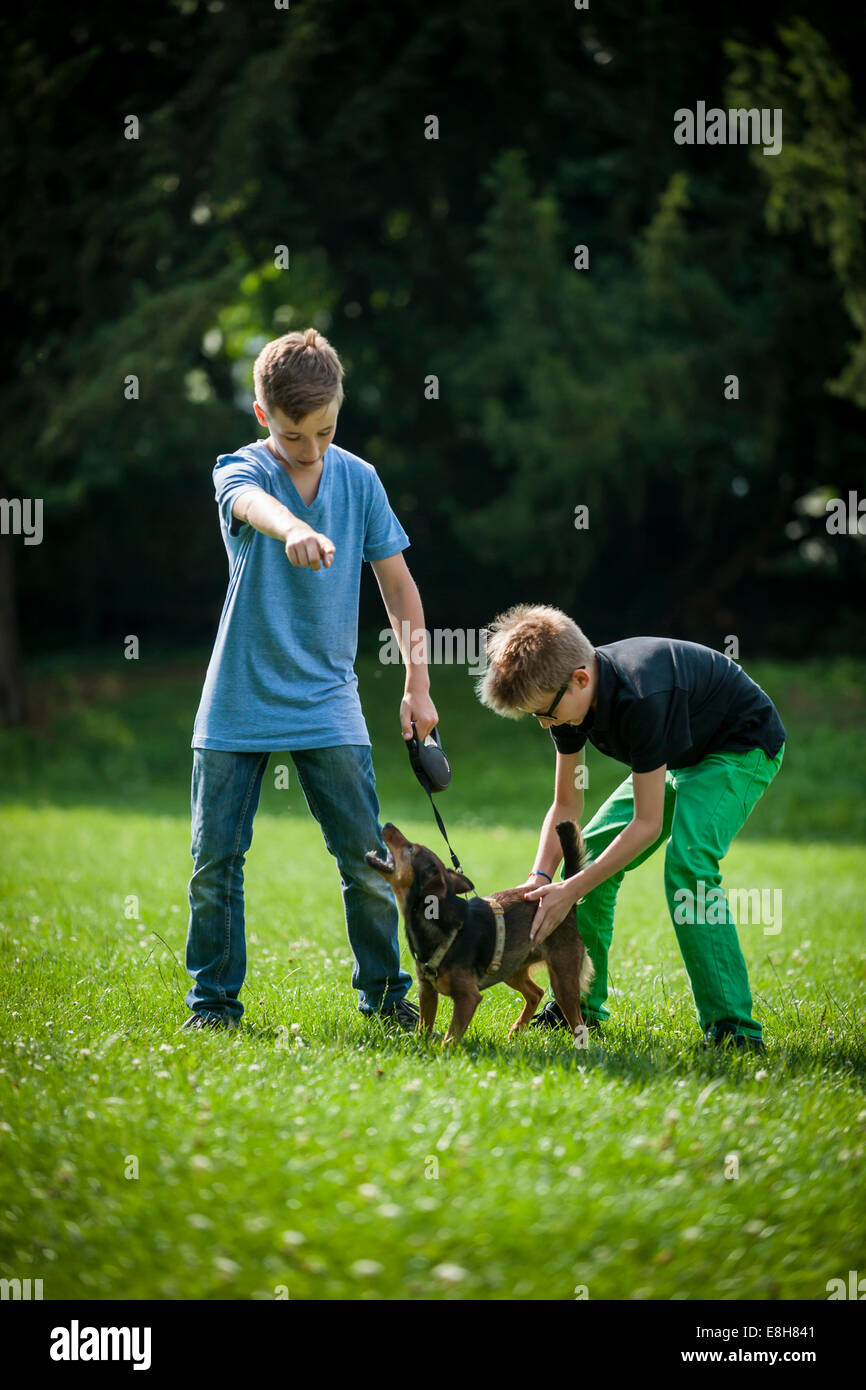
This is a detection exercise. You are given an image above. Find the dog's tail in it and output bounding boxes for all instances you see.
[556,821,595,992]
[555,820,586,879]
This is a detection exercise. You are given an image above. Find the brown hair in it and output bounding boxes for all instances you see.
[476,603,595,717]
[253,327,344,422]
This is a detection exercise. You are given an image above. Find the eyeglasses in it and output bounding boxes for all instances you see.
[531,669,584,721]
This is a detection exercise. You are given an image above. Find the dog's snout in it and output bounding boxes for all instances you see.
[382,822,411,850]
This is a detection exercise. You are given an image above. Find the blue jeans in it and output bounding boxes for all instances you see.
[184,744,412,1020]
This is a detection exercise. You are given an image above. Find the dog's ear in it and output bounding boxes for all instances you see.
[419,864,473,898]
[446,869,474,896]
[420,864,449,899]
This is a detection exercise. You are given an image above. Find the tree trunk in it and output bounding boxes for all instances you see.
[0,482,26,726]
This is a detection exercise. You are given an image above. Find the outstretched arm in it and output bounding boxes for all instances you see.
[232,488,335,570]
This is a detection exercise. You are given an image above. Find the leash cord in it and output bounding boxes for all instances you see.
[421,784,479,898]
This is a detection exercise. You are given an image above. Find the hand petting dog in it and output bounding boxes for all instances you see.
[367,821,593,1043]
[525,875,586,945]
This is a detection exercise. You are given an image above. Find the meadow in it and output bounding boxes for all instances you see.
[1,648,864,1300]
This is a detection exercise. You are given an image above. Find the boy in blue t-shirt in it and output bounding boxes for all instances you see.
[182,328,437,1032]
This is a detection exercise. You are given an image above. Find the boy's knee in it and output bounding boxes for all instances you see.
[338,849,392,894]
[664,837,720,883]
[190,840,249,882]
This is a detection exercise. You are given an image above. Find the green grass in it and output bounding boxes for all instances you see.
[1,649,865,1300]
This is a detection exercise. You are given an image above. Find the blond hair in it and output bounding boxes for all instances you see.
[476,603,594,717]
[253,327,344,422]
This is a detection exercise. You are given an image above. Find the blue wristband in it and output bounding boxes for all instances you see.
[532,869,552,882]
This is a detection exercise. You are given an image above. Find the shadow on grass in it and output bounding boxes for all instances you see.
[175,1007,866,1085]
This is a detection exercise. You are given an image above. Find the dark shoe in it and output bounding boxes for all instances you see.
[704,1022,766,1054]
[378,997,421,1033]
[177,1011,238,1034]
[529,999,603,1036]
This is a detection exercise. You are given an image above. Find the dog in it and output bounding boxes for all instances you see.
[365,821,594,1043]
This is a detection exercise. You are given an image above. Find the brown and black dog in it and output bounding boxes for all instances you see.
[366,821,594,1044]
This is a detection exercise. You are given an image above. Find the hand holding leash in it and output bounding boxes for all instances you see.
[404,718,470,883]
[400,692,438,742]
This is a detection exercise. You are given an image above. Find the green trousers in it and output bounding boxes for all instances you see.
[567,744,785,1039]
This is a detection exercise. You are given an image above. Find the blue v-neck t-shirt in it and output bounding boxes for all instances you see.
[192,439,409,751]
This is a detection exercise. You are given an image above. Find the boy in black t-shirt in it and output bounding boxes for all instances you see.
[477,605,786,1052]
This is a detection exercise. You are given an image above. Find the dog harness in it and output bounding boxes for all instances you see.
[485,899,507,973]
[418,897,506,982]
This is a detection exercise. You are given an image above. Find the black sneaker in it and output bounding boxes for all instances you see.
[177,1012,239,1034]
[529,999,603,1036]
[379,997,421,1033]
[704,1022,766,1054]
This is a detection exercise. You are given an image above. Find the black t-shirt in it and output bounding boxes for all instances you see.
[549,638,786,773]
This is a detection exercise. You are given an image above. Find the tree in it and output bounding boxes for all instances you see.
[2,2,864,722]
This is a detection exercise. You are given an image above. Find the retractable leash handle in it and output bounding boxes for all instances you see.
[406,720,451,792]
[406,721,476,893]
